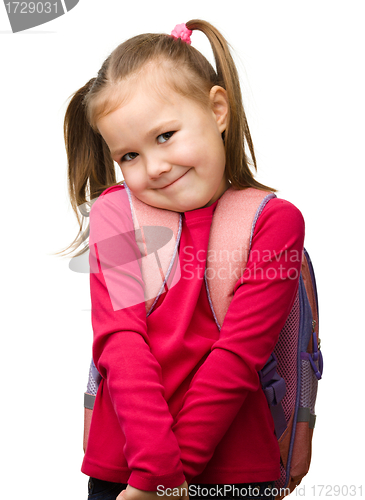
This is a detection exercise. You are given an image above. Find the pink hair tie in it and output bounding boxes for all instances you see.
[171,23,193,44]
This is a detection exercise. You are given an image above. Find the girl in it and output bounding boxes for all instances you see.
[63,20,305,500]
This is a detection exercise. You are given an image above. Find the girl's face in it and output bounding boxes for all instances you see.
[96,69,230,212]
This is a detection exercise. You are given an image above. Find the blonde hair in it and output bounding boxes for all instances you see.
[58,19,275,258]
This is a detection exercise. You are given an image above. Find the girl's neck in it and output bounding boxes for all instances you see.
[203,177,231,208]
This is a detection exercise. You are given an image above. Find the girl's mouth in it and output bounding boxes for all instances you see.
[160,169,191,189]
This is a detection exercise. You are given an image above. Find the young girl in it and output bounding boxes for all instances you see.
[63,20,305,500]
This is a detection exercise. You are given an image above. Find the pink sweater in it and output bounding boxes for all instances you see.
[81,185,305,490]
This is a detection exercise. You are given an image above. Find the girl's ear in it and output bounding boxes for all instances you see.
[209,86,229,134]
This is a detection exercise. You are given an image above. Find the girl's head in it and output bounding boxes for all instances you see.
[62,20,274,255]
[95,60,229,213]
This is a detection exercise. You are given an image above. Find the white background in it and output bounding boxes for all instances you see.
[1,1,364,498]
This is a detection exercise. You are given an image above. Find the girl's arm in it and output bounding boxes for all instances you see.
[89,187,185,492]
[171,198,305,482]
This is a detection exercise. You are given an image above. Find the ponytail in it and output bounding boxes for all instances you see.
[57,79,120,258]
[186,20,275,192]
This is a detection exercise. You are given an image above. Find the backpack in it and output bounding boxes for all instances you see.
[81,183,322,499]
[265,247,322,498]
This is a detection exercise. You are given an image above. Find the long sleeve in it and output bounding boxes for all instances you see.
[89,187,185,490]
[171,199,305,482]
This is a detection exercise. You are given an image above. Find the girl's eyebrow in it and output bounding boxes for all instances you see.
[146,120,179,138]
[110,146,126,158]
[111,121,179,158]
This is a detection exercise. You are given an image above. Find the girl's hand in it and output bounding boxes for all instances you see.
[117,481,189,500]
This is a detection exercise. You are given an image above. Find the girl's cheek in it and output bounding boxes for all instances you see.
[130,173,149,193]
[174,143,202,166]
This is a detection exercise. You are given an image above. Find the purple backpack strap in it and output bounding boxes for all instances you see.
[259,353,287,439]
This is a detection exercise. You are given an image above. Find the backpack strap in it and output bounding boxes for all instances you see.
[203,187,291,440]
[124,183,182,316]
[259,352,288,439]
[205,188,276,329]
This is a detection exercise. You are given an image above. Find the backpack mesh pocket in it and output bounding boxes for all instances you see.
[299,357,319,422]
[86,360,101,396]
[275,292,300,422]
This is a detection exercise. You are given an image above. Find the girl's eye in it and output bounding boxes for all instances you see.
[157,131,175,144]
[121,152,139,162]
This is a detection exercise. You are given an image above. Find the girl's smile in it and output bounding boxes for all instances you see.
[96,67,230,213]
[158,167,192,190]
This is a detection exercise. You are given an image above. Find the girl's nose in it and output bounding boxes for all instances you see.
[145,155,172,179]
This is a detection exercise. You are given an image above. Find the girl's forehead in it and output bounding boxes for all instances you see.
[98,77,184,134]
[118,63,184,106]
[95,60,209,130]
[93,67,172,130]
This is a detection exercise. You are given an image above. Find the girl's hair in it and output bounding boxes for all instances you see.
[59,19,275,258]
